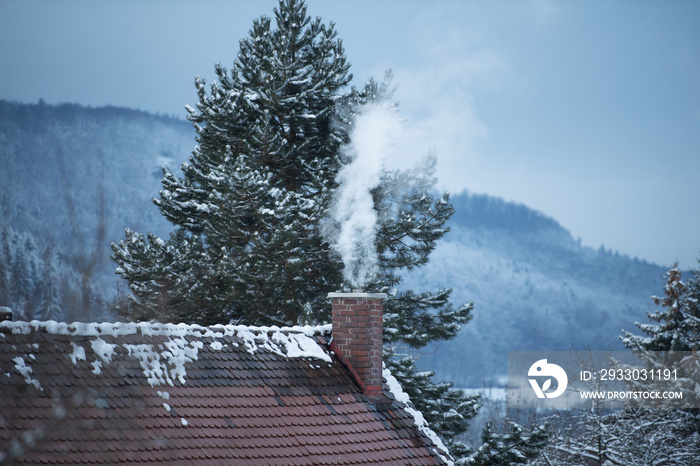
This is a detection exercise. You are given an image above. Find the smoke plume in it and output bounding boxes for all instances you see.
[326,103,401,289]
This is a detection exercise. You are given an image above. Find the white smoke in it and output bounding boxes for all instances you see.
[326,103,402,288]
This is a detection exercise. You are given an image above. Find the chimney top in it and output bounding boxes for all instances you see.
[328,292,387,299]
[328,292,386,398]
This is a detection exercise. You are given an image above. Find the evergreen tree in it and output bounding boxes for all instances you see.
[621,261,700,405]
[687,262,700,315]
[112,0,475,455]
[38,245,64,322]
[386,348,480,459]
[11,235,37,320]
[539,408,699,466]
[602,260,700,464]
[0,224,90,323]
[0,223,12,307]
[114,0,350,325]
[622,261,700,353]
[467,422,548,465]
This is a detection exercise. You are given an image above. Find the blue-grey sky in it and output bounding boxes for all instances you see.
[2,0,698,267]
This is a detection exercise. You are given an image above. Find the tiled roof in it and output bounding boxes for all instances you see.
[0,321,451,465]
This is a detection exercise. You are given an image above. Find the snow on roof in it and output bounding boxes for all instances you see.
[1,320,332,388]
[1,319,451,465]
[1,319,331,340]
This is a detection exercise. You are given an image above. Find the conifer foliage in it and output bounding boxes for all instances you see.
[621,261,700,406]
[468,422,548,465]
[537,262,700,465]
[0,224,91,322]
[565,260,700,465]
[622,262,700,353]
[112,0,476,455]
[113,0,350,325]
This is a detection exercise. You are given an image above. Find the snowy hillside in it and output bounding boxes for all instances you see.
[404,193,668,386]
[0,100,193,296]
[0,101,669,386]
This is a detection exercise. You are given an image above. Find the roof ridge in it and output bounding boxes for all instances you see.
[0,320,333,338]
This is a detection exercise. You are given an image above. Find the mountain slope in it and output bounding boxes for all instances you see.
[0,100,192,298]
[0,101,671,386]
[404,193,669,386]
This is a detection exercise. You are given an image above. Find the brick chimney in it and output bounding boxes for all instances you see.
[328,292,387,398]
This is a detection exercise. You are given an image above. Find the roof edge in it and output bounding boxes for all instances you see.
[383,366,455,465]
[0,320,333,338]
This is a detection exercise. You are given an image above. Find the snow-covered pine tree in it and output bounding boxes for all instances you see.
[612,260,700,464]
[11,235,38,320]
[112,0,476,455]
[688,263,700,323]
[38,244,64,322]
[621,261,700,405]
[0,224,12,307]
[537,349,627,465]
[537,407,699,465]
[113,0,349,325]
[0,224,94,323]
[467,422,548,465]
[623,262,700,353]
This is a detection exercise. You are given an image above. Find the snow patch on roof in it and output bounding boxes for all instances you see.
[91,338,117,363]
[271,330,332,362]
[69,342,86,365]
[124,338,204,387]
[383,366,454,465]
[12,356,42,391]
[2,320,334,388]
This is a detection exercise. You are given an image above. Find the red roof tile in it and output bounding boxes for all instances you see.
[1,321,452,465]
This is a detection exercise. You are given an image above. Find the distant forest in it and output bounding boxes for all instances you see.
[0,100,194,321]
[0,100,677,387]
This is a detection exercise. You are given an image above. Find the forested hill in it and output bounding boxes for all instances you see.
[0,100,190,244]
[0,100,192,320]
[404,192,669,386]
[0,100,671,384]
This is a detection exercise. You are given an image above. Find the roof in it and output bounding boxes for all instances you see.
[0,320,452,465]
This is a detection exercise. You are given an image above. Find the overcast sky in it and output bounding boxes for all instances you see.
[2,0,698,267]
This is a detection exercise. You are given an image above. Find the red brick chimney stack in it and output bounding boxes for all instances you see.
[328,292,387,398]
